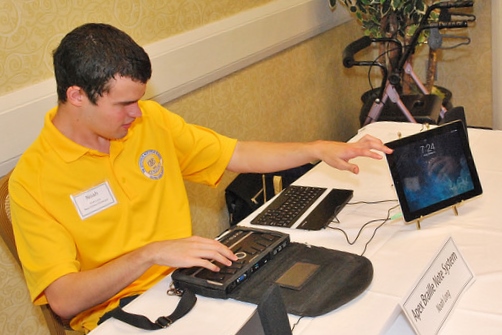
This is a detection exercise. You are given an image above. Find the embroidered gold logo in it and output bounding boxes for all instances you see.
[139,150,164,179]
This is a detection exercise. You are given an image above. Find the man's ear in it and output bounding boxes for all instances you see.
[66,86,85,106]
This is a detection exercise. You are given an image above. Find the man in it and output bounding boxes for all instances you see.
[9,23,392,333]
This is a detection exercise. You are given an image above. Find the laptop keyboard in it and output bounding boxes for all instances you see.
[251,185,326,228]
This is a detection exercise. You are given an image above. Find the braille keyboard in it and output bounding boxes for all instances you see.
[172,227,290,296]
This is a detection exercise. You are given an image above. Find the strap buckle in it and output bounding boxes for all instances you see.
[155,316,174,328]
[167,282,184,297]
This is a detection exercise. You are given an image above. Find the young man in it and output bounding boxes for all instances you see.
[9,23,392,332]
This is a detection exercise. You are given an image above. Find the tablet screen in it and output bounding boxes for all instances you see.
[385,120,482,222]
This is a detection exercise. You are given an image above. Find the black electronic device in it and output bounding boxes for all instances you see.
[296,188,353,230]
[250,185,353,230]
[385,120,482,222]
[172,227,290,297]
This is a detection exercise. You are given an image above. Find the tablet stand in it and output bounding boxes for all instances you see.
[415,204,459,230]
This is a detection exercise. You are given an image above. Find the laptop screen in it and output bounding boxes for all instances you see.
[385,120,482,222]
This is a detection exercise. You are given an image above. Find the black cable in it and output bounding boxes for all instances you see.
[347,199,398,205]
[291,315,304,332]
[327,201,400,256]
[331,200,396,224]
[359,204,400,256]
[366,45,405,94]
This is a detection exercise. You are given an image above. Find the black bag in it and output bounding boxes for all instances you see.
[101,227,374,330]
[229,242,373,317]
[225,163,316,225]
[172,230,373,317]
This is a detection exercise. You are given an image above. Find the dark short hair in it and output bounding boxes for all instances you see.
[53,23,152,104]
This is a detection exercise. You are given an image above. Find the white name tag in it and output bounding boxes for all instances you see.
[401,237,475,335]
[70,181,118,220]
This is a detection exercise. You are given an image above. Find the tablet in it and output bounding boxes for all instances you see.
[385,120,482,222]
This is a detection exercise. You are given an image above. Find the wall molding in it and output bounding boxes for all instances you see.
[0,0,351,176]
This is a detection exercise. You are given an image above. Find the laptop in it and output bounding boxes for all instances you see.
[385,120,482,223]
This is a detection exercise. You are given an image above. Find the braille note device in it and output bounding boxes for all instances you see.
[172,227,290,298]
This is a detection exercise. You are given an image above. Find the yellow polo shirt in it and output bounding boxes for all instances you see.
[9,100,237,332]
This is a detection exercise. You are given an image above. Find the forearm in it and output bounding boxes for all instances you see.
[44,237,237,320]
[45,244,154,320]
[227,136,392,175]
[227,141,322,173]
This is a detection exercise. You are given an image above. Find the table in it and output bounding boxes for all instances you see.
[91,122,502,335]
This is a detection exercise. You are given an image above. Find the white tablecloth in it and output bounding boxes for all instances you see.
[91,122,502,335]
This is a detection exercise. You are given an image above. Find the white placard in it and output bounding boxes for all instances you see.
[401,237,475,335]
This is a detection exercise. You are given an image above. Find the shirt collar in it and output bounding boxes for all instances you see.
[41,107,107,162]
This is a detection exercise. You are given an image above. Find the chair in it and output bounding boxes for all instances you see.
[0,172,80,335]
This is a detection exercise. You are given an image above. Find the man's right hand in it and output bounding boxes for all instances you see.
[149,236,238,272]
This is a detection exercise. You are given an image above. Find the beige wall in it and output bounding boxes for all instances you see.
[173,0,493,238]
[0,1,492,334]
[172,20,369,238]
[415,0,492,128]
[0,0,274,96]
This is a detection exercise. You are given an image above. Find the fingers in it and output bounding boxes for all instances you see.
[349,164,360,175]
[332,159,360,174]
[344,135,393,165]
[184,236,239,271]
[320,135,392,174]
[153,236,238,272]
[357,134,393,154]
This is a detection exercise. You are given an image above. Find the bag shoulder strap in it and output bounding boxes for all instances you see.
[98,289,197,330]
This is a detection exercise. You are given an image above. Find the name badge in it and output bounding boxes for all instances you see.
[70,181,118,220]
[401,237,475,335]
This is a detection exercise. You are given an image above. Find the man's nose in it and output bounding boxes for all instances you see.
[128,103,142,118]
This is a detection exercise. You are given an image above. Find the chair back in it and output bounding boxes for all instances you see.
[0,172,71,335]
[0,171,19,263]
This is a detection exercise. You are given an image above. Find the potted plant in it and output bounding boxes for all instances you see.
[330,0,479,125]
[334,0,446,93]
